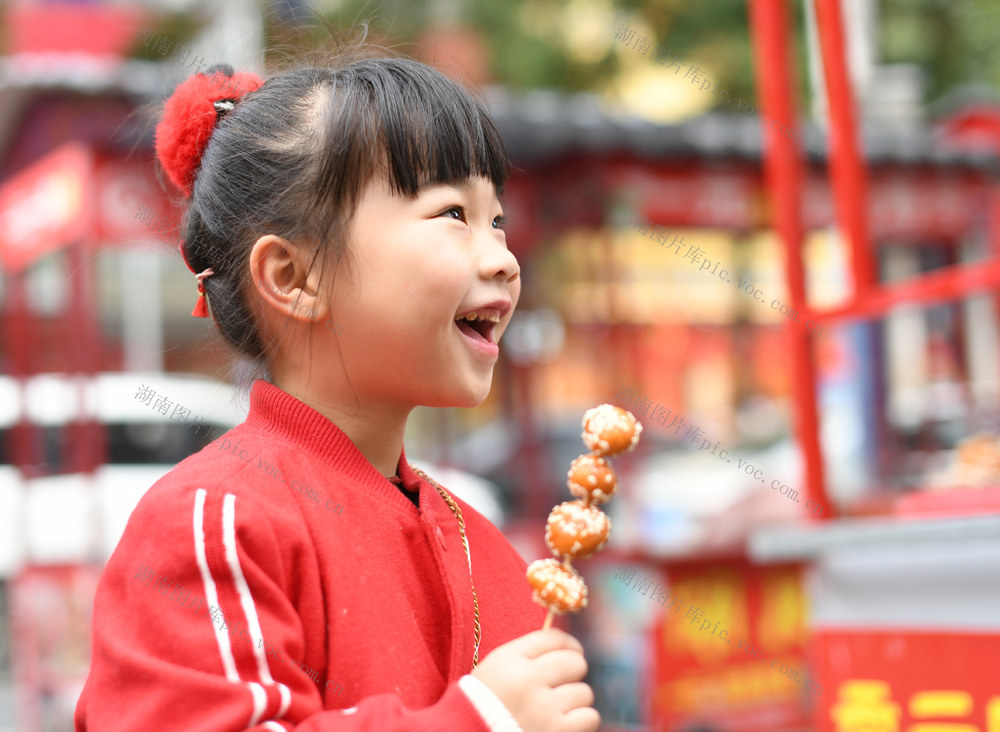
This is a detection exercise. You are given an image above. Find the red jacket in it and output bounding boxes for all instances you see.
[75,380,544,731]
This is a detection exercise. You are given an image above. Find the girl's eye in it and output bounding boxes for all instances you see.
[438,207,505,229]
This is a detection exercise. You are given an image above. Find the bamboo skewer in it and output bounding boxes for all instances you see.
[542,609,554,630]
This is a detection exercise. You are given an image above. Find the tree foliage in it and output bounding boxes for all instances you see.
[196,0,997,115]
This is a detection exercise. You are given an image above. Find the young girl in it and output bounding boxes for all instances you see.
[74,52,600,732]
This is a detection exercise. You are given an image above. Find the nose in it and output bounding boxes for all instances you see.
[476,227,519,283]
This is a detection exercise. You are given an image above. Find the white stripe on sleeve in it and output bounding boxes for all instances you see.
[193,489,240,682]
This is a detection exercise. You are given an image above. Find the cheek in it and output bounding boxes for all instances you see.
[420,252,474,299]
[510,278,522,307]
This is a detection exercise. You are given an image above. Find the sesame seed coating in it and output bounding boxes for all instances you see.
[581,404,642,457]
[567,454,618,505]
[526,558,589,614]
[545,500,611,560]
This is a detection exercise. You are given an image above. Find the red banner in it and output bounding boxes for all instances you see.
[95,155,181,244]
[4,4,148,56]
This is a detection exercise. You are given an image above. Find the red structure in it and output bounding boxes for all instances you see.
[744,2,1000,731]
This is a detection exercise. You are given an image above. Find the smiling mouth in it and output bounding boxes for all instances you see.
[454,311,500,344]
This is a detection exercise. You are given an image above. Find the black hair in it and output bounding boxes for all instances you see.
[176,51,511,376]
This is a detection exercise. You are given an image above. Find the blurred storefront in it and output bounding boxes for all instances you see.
[488,74,1000,731]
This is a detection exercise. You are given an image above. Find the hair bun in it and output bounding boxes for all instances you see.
[154,66,263,197]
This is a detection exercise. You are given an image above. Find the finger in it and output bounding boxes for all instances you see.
[558,705,601,732]
[549,681,594,714]
[515,629,584,659]
[532,648,588,687]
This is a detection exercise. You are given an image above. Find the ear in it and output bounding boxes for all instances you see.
[248,234,330,325]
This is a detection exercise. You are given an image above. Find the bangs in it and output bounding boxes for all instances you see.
[312,58,510,217]
[376,60,510,196]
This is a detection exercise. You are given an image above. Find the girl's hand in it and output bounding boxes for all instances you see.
[470,629,600,732]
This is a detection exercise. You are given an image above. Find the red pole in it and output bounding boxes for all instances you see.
[811,0,876,295]
[992,191,1000,391]
[747,0,829,518]
[812,0,895,480]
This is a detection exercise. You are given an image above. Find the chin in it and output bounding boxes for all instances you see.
[453,380,493,408]
[460,388,491,408]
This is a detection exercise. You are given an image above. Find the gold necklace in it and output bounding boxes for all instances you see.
[412,467,481,669]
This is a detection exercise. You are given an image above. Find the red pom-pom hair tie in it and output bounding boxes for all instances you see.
[154,66,263,198]
[155,66,261,317]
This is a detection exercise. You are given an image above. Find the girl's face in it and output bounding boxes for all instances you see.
[324,174,520,408]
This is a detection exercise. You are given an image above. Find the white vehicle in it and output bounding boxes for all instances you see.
[0,373,245,570]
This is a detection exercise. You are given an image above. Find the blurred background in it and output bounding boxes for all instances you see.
[1,0,1000,730]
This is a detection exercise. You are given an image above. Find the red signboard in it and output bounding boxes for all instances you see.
[0,144,91,273]
[652,562,815,731]
[611,164,759,231]
[813,630,1000,731]
[609,162,986,240]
